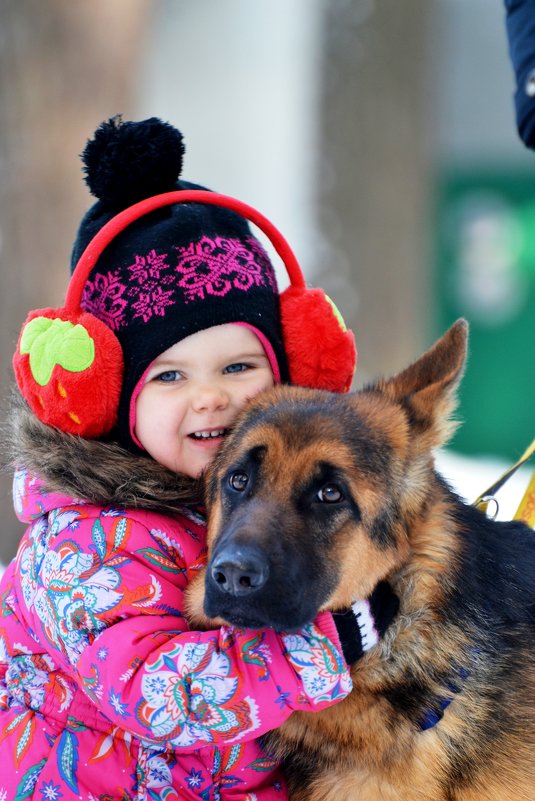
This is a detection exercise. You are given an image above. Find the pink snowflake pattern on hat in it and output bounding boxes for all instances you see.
[127,249,174,288]
[131,285,175,323]
[82,236,277,332]
[127,249,176,322]
[82,270,128,331]
[175,236,276,302]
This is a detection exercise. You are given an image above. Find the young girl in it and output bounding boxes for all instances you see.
[0,117,387,800]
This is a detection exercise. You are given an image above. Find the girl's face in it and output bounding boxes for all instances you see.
[134,324,275,477]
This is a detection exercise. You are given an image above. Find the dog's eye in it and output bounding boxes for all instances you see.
[317,484,344,503]
[229,471,249,492]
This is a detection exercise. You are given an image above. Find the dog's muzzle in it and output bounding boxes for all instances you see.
[203,498,329,630]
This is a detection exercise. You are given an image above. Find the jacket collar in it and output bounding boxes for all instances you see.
[7,391,202,515]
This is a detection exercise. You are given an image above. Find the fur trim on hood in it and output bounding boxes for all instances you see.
[5,391,202,513]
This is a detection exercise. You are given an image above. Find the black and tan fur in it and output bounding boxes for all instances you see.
[186,320,535,801]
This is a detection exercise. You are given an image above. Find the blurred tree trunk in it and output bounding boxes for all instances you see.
[0,0,151,563]
[314,0,434,386]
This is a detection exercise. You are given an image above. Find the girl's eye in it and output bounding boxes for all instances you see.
[155,370,181,383]
[224,363,250,374]
[316,484,344,504]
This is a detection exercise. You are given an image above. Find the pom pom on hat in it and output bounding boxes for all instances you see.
[82,115,185,207]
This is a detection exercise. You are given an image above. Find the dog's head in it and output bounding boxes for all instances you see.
[203,320,468,631]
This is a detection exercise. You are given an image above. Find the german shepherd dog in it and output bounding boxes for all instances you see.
[186,320,535,800]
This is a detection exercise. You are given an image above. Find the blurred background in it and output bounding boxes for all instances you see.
[0,0,533,564]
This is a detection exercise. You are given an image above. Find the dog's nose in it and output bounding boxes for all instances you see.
[210,546,268,596]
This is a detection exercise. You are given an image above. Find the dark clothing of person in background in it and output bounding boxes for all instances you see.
[505,0,535,148]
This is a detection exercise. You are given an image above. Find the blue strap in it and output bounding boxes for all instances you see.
[418,665,470,731]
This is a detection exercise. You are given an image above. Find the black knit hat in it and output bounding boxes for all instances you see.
[71,116,288,452]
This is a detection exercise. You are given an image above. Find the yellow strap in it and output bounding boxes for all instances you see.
[513,469,535,528]
[473,438,535,525]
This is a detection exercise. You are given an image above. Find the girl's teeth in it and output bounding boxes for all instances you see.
[193,430,225,439]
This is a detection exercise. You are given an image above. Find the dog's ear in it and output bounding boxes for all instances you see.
[378,319,468,450]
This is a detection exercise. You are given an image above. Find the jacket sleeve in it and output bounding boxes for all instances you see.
[27,507,351,751]
[504,0,535,148]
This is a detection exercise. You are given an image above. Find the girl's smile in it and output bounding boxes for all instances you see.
[189,428,228,440]
[187,427,229,454]
[134,324,275,477]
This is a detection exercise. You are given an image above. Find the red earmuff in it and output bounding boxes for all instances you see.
[13,191,357,438]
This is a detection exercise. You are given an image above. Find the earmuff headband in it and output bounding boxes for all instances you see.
[14,190,356,440]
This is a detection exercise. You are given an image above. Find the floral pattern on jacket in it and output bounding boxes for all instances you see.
[0,467,351,801]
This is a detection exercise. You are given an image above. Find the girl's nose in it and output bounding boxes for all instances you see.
[191,384,230,413]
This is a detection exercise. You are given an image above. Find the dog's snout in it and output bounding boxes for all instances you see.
[210,546,268,597]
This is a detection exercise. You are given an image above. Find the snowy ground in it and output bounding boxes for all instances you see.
[435,449,532,521]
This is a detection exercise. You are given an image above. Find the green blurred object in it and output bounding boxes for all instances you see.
[435,168,535,461]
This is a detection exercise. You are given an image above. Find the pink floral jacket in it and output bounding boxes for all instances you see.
[0,468,351,801]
